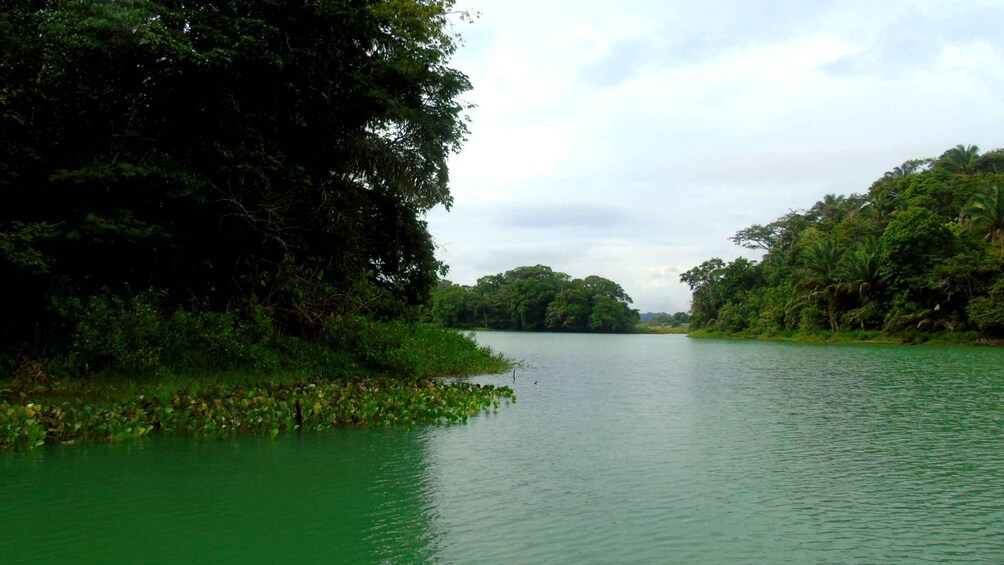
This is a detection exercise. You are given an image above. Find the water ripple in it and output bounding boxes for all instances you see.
[2,335,1002,563]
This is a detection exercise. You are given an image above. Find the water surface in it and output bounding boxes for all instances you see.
[3,334,1002,563]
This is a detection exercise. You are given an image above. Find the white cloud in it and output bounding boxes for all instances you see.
[431,0,1004,313]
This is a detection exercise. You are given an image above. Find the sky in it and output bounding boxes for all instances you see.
[425,0,1004,314]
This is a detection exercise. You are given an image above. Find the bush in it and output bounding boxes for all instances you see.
[321,316,508,378]
[967,280,1004,335]
[713,303,748,333]
[35,292,509,382]
[58,291,168,377]
[798,304,825,332]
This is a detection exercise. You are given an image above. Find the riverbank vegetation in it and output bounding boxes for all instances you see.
[635,325,689,335]
[682,145,1004,341]
[426,265,640,333]
[1,297,512,450]
[688,329,986,345]
[0,2,515,449]
[635,312,690,334]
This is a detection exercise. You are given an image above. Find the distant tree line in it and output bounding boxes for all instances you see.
[682,145,1004,336]
[427,265,640,333]
[640,312,691,326]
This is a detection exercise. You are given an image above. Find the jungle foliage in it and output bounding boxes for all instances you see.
[682,145,1004,338]
[1,0,471,361]
[427,265,640,333]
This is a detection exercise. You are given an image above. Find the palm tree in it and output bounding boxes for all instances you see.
[883,158,930,179]
[811,194,848,225]
[840,240,884,299]
[966,185,1004,243]
[800,238,845,332]
[864,191,898,223]
[839,239,890,330]
[938,144,980,174]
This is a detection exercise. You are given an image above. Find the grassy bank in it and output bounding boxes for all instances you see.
[687,329,991,345]
[633,325,689,335]
[1,309,514,450]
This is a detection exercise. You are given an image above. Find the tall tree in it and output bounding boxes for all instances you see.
[800,238,844,332]
[840,239,884,299]
[965,185,1004,244]
[936,144,980,174]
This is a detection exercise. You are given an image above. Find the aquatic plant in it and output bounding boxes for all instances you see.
[0,379,516,450]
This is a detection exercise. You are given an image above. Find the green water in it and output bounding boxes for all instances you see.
[2,334,1002,563]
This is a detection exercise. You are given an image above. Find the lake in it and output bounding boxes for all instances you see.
[2,333,1002,563]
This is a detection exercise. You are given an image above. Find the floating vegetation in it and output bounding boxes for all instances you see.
[0,379,515,450]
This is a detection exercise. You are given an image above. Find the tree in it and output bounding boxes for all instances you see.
[545,285,593,331]
[884,158,931,179]
[965,186,1004,244]
[546,276,637,332]
[730,224,777,252]
[680,258,761,330]
[504,266,568,330]
[461,266,638,333]
[972,149,1004,173]
[840,239,884,300]
[588,295,638,333]
[810,194,850,225]
[671,311,691,325]
[967,279,1004,335]
[936,144,980,174]
[800,238,844,332]
[880,207,955,286]
[863,191,899,224]
[680,258,725,328]
[838,239,886,330]
[429,282,476,328]
[683,144,1003,337]
[1,0,473,348]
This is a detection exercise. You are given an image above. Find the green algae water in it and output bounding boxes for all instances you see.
[2,334,1003,563]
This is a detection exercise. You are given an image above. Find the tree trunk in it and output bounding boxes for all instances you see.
[828,295,839,333]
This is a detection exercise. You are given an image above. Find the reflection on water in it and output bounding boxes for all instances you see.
[3,334,1003,564]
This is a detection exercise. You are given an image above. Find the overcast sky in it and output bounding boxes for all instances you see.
[426,0,1004,314]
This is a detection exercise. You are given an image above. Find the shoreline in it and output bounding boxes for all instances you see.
[2,318,516,450]
[685,329,1000,346]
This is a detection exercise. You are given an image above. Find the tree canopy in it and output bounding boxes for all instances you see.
[427,266,640,333]
[682,145,1004,336]
[1,0,471,352]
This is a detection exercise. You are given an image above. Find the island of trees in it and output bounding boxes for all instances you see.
[682,145,1004,341]
[0,1,514,449]
[427,265,640,333]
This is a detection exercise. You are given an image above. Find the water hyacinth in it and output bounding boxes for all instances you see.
[0,379,515,450]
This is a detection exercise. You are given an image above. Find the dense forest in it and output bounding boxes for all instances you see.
[427,265,640,333]
[682,145,1004,338]
[0,0,472,374]
[0,1,524,449]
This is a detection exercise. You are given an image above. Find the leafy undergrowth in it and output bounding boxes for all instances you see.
[0,378,516,450]
[0,298,516,450]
